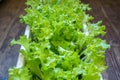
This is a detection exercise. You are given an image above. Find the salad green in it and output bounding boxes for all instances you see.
[9,0,109,80]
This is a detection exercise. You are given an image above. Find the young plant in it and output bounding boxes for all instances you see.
[9,0,109,80]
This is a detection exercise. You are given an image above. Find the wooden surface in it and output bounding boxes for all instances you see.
[0,0,120,80]
[81,0,120,80]
[0,0,26,79]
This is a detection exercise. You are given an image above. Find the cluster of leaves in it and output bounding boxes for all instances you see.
[9,0,109,80]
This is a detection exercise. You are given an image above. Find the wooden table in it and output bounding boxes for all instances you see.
[82,0,120,80]
[0,0,26,79]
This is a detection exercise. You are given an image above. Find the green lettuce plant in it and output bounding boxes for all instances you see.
[9,0,109,80]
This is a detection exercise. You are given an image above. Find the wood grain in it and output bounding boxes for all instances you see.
[0,0,26,79]
[81,0,120,80]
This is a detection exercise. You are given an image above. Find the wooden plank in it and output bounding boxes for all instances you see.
[0,0,26,79]
[0,0,26,49]
[81,0,120,80]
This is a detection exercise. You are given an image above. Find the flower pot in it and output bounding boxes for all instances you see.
[16,26,30,68]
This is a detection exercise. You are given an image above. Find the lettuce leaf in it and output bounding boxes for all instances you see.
[9,0,110,80]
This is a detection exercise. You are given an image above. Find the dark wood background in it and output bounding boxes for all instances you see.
[0,0,120,80]
[0,0,26,79]
[81,0,120,80]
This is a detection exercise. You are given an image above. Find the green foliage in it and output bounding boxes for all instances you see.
[9,0,110,80]
[9,67,31,80]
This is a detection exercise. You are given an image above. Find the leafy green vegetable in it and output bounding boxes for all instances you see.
[9,67,31,80]
[9,0,110,80]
